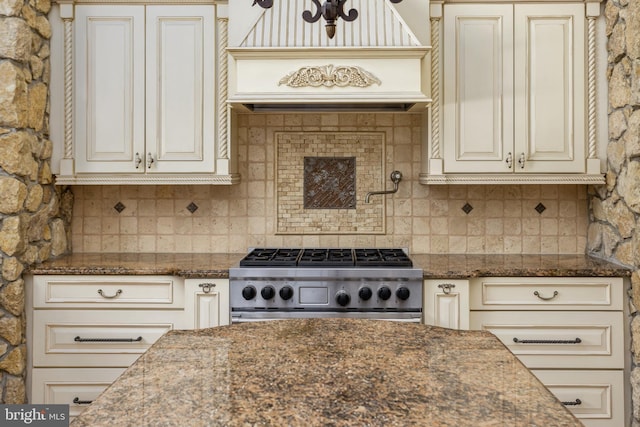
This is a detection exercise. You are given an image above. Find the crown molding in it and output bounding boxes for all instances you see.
[419,173,606,185]
[55,174,241,185]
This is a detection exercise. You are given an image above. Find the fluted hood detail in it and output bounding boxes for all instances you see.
[227,0,431,112]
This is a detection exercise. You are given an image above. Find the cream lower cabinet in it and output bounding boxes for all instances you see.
[423,279,469,329]
[30,368,125,422]
[469,277,625,427]
[183,279,230,329]
[26,275,229,418]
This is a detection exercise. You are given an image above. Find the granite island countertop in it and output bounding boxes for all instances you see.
[70,319,582,427]
[27,252,631,278]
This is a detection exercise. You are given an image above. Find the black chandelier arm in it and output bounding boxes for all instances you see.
[252,0,273,9]
[337,0,358,22]
[302,0,323,23]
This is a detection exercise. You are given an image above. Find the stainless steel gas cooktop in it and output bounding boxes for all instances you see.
[229,248,423,322]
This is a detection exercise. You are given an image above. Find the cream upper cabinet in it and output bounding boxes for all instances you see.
[54,3,238,185]
[75,5,214,175]
[423,1,605,184]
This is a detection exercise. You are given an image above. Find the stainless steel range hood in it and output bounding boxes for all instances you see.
[227,0,431,113]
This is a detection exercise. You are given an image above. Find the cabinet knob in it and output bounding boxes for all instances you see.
[147,152,155,169]
[518,152,525,169]
[135,153,142,169]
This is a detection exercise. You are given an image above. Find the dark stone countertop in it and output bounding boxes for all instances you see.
[70,319,582,427]
[26,253,242,278]
[27,252,631,278]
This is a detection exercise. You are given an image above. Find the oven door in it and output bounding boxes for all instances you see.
[231,311,423,323]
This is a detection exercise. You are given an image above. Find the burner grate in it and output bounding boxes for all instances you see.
[354,248,413,267]
[239,248,413,267]
[239,248,301,267]
[298,248,354,267]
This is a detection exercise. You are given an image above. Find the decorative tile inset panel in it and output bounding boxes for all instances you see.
[186,202,199,214]
[304,157,356,209]
[276,132,385,234]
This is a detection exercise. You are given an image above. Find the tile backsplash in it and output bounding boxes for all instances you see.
[70,113,588,254]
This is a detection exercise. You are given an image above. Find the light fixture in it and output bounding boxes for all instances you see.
[252,0,404,39]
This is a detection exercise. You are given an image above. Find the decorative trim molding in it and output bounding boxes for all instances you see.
[278,65,381,88]
[430,16,441,160]
[419,173,606,185]
[217,17,229,160]
[587,15,597,159]
[63,17,73,160]
[54,174,241,185]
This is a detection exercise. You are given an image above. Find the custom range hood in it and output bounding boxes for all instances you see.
[227,0,431,112]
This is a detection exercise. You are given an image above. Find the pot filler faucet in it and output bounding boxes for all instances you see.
[365,170,402,203]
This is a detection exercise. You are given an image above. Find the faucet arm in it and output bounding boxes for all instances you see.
[365,171,402,203]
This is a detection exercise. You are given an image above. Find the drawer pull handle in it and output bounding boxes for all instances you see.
[199,283,216,294]
[533,290,558,301]
[437,283,456,295]
[562,399,582,406]
[98,289,123,299]
[73,397,93,405]
[513,337,582,344]
[74,336,143,343]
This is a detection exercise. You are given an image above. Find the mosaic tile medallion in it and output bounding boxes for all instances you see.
[276,132,385,234]
[304,157,356,209]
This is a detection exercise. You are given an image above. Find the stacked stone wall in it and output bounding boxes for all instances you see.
[0,0,72,403]
[588,0,640,424]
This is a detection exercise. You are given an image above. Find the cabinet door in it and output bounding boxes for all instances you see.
[443,4,514,173]
[184,279,230,329]
[145,6,215,173]
[31,368,125,420]
[75,6,145,173]
[513,4,585,173]
[470,311,623,369]
[531,369,624,427]
[423,280,469,329]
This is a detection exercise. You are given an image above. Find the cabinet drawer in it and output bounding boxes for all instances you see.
[30,368,125,421]
[32,275,184,308]
[470,277,623,310]
[532,370,624,427]
[470,311,623,369]
[33,310,184,367]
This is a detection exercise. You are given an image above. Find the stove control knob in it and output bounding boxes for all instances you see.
[261,286,275,300]
[378,286,392,300]
[279,286,294,300]
[241,286,256,300]
[396,287,411,300]
[358,287,373,301]
[336,291,351,307]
